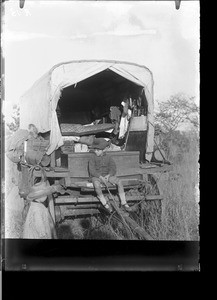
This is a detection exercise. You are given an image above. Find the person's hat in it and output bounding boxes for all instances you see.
[89,138,110,150]
[26,181,50,202]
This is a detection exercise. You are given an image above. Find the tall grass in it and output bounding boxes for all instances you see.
[146,130,199,240]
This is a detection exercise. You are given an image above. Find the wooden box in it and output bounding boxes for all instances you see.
[125,131,147,163]
[68,151,140,177]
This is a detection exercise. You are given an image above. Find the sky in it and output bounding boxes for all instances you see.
[2,0,200,118]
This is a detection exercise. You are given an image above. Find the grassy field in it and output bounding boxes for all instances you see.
[158,130,199,240]
[147,147,199,240]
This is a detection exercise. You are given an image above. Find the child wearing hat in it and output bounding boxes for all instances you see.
[88,138,133,213]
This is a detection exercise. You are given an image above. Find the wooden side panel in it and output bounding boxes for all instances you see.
[68,151,140,177]
[68,153,90,177]
[125,131,147,163]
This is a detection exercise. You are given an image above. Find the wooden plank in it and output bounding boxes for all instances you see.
[33,167,170,179]
[139,164,173,174]
[60,203,101,209]
[55,194,162,205]
[55,197,98,204]
[145,195,163,200]
[48,194,56,223]
[34,171,69,178]
[66,169,142,178]
[80,185,139,192]
[53,167,69,172]
[60,206,100,217]
[69,174,142,182]
[50,152,56,168]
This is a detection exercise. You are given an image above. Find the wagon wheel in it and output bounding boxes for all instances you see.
[139,174,163,230]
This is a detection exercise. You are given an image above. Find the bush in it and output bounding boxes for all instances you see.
[158,130,198,164]
[6,104,20,134]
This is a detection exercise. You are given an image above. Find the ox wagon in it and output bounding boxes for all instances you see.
[16,60,172,239]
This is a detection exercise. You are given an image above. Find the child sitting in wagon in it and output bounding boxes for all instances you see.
[88,138,133,213]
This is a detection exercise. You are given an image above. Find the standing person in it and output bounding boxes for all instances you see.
[23,181,58,239]
[88,138,133,213]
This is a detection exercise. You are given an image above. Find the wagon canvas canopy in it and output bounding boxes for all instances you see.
[19,60,154,159]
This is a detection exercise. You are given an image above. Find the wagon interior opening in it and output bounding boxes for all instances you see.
[57,69,147,125]
[55,69,149,164]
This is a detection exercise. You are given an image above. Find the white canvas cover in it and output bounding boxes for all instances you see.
[19,60,154,160]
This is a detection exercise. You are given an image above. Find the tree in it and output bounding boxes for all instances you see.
[154,93,199,133]
[153,93,199,163]
[6,104,20,134]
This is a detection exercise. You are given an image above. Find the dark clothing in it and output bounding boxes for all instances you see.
[88,153,116,178]
[90,154,127,205]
